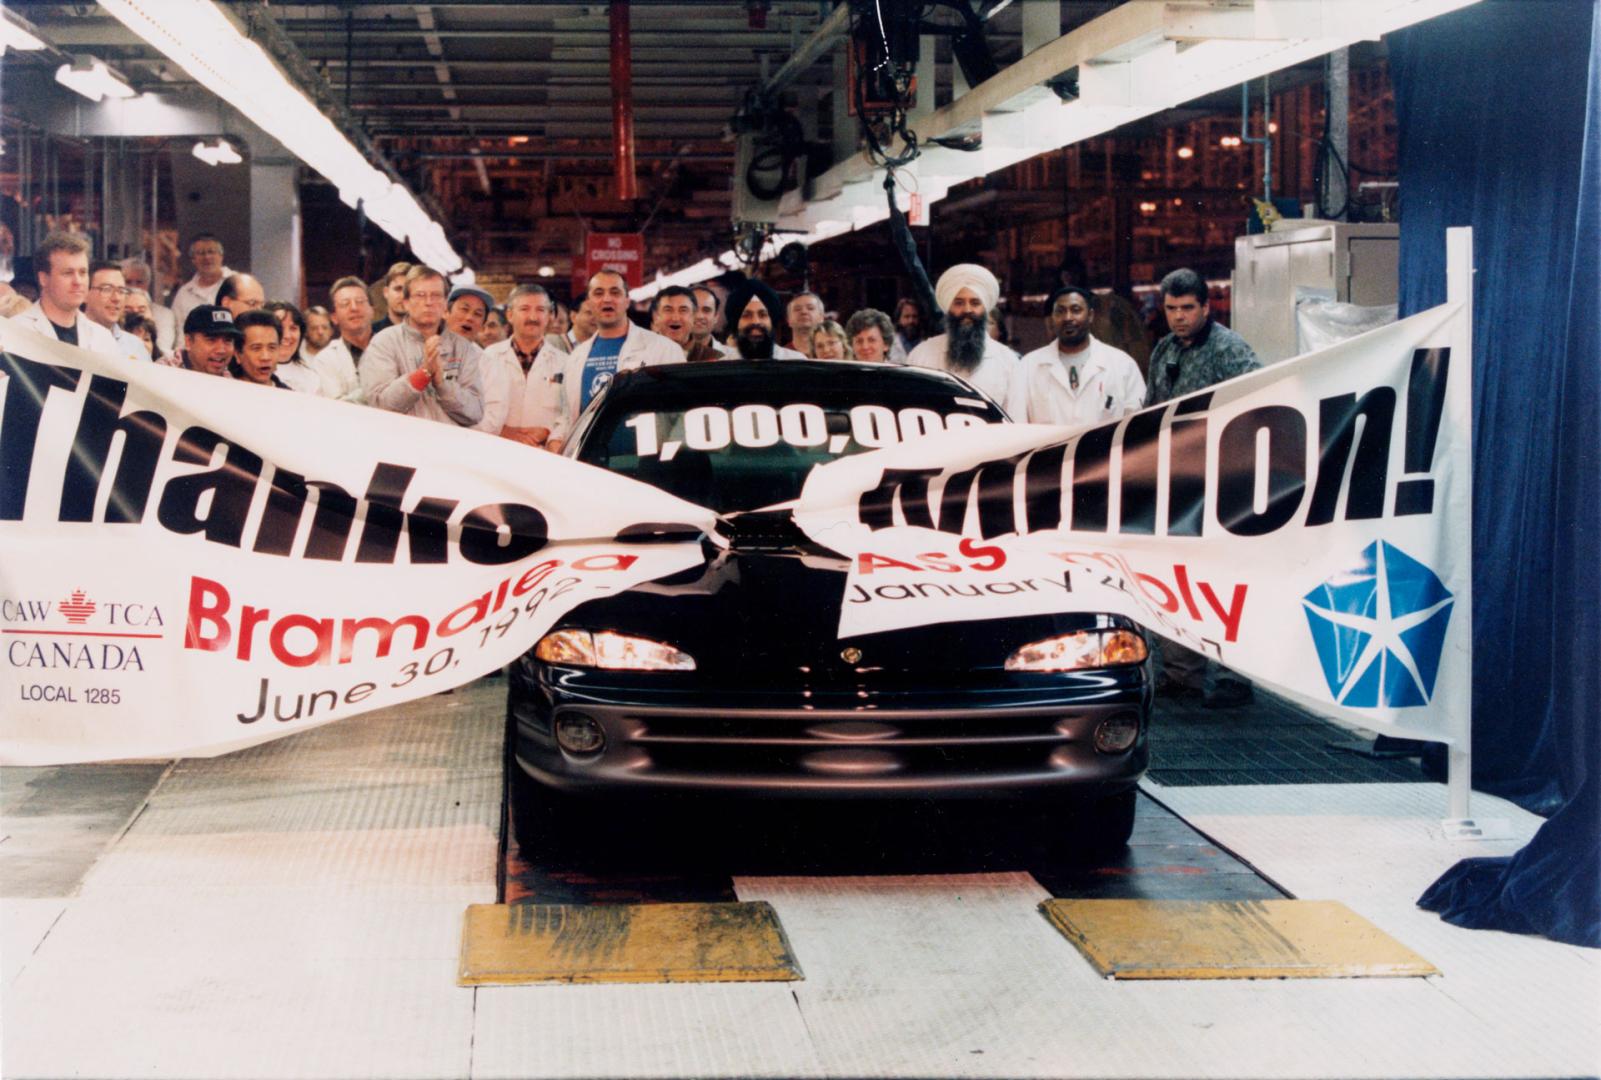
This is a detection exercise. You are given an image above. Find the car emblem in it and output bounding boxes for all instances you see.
[840,647,862,664]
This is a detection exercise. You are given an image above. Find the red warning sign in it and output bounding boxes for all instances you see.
[583,233,646,289]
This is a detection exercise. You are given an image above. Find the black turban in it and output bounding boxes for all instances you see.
[724,278,786,333]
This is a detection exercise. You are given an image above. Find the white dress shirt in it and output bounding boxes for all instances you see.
[149,304,178,354]
[109,322,152,364]
[168,268,233,331]
[275,351,326,394]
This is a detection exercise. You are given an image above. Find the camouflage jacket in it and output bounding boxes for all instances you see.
[1143,320,1261,406]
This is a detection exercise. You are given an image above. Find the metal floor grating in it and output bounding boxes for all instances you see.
[1147,692,1426,785]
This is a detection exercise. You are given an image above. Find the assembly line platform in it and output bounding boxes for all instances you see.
[2,682,1596,1079]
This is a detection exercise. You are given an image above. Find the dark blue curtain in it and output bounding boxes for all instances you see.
[1390,0,1600,946]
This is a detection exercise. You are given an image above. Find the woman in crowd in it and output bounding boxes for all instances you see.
[844,309,894,362]
[810,319,852,360]
[122,314,163,361]
[262,301,326,393]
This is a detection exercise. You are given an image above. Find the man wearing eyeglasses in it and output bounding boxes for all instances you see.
[361,266,485,427]
[215,272,266,318]
[8,231,120,360]
[81,261,152,363]
[168,233,233,331]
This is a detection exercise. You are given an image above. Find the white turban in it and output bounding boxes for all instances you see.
[934,263,999,315]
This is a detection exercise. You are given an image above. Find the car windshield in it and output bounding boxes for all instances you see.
[577,375,1007,513]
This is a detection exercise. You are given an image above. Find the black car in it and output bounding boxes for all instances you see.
[509,361,1150,849]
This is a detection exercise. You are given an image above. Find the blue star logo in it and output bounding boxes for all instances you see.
[1302,542,1454,707]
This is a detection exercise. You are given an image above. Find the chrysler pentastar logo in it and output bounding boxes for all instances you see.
[840,647,862,664]
[1302,541,1453,708]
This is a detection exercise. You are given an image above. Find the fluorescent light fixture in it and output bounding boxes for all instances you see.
[55,56,136,102]
[537,265,555,278]
[191,138,242,166]
[0,13,45,53]
[98,0,462,273]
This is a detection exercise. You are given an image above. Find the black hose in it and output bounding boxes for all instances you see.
[885,173,940,333]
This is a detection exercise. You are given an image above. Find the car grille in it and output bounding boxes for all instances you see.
[550,704,1143,787]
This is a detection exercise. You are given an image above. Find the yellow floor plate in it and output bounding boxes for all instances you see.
[1039,899,1438,980]
[458,901,804,986]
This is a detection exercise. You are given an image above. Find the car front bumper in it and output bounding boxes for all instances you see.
[510,662,1150,798]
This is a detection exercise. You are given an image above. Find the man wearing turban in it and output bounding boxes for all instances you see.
[905,264,1025,413]
[723,279,809,360]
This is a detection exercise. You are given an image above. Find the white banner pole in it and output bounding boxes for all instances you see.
[1440,226,1508,840]
[1444,226,1474,824]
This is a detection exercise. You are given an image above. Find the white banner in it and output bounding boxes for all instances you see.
[793,303,1472,744]
[3,299,1470,763]
[0,322,716,765]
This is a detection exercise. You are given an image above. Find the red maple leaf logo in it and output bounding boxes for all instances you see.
[59,590,97,624]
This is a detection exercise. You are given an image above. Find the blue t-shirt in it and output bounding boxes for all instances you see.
[581,333,626,410]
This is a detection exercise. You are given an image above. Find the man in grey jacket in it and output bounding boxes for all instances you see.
[360,266,485,427]
[1145,267,1263,709]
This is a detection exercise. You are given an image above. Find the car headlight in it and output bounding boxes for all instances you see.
[534,629,697,671]
[1004,630,1148,672]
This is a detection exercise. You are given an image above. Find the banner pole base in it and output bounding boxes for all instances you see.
[1441,744,1510,839]
[1440,817,1515,841]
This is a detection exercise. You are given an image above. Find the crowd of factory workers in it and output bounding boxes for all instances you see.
[2,229,1261,706]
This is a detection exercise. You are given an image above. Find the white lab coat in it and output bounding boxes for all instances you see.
[554,321,684,439]
[1016,337,1147,428]
[478,337,565,436]
[307,336,365,403]
[7,303,122,361]
[905,334,1026,416]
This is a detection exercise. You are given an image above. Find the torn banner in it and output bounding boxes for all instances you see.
[2,300,1469,763]
[0,321,715,765]
[792,302,1471,745]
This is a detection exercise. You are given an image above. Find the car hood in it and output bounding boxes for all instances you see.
[556,513,1117,683]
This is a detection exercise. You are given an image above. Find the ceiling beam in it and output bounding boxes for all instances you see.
[350,102,732,117]
[366,122,728,137]
[762,3,851,94]
[301,48,782,63]
[276,25,829,43]
[340,82,742,96]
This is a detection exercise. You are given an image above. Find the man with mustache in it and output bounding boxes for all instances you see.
[722,279,808,361]
[905,263,1024,414]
